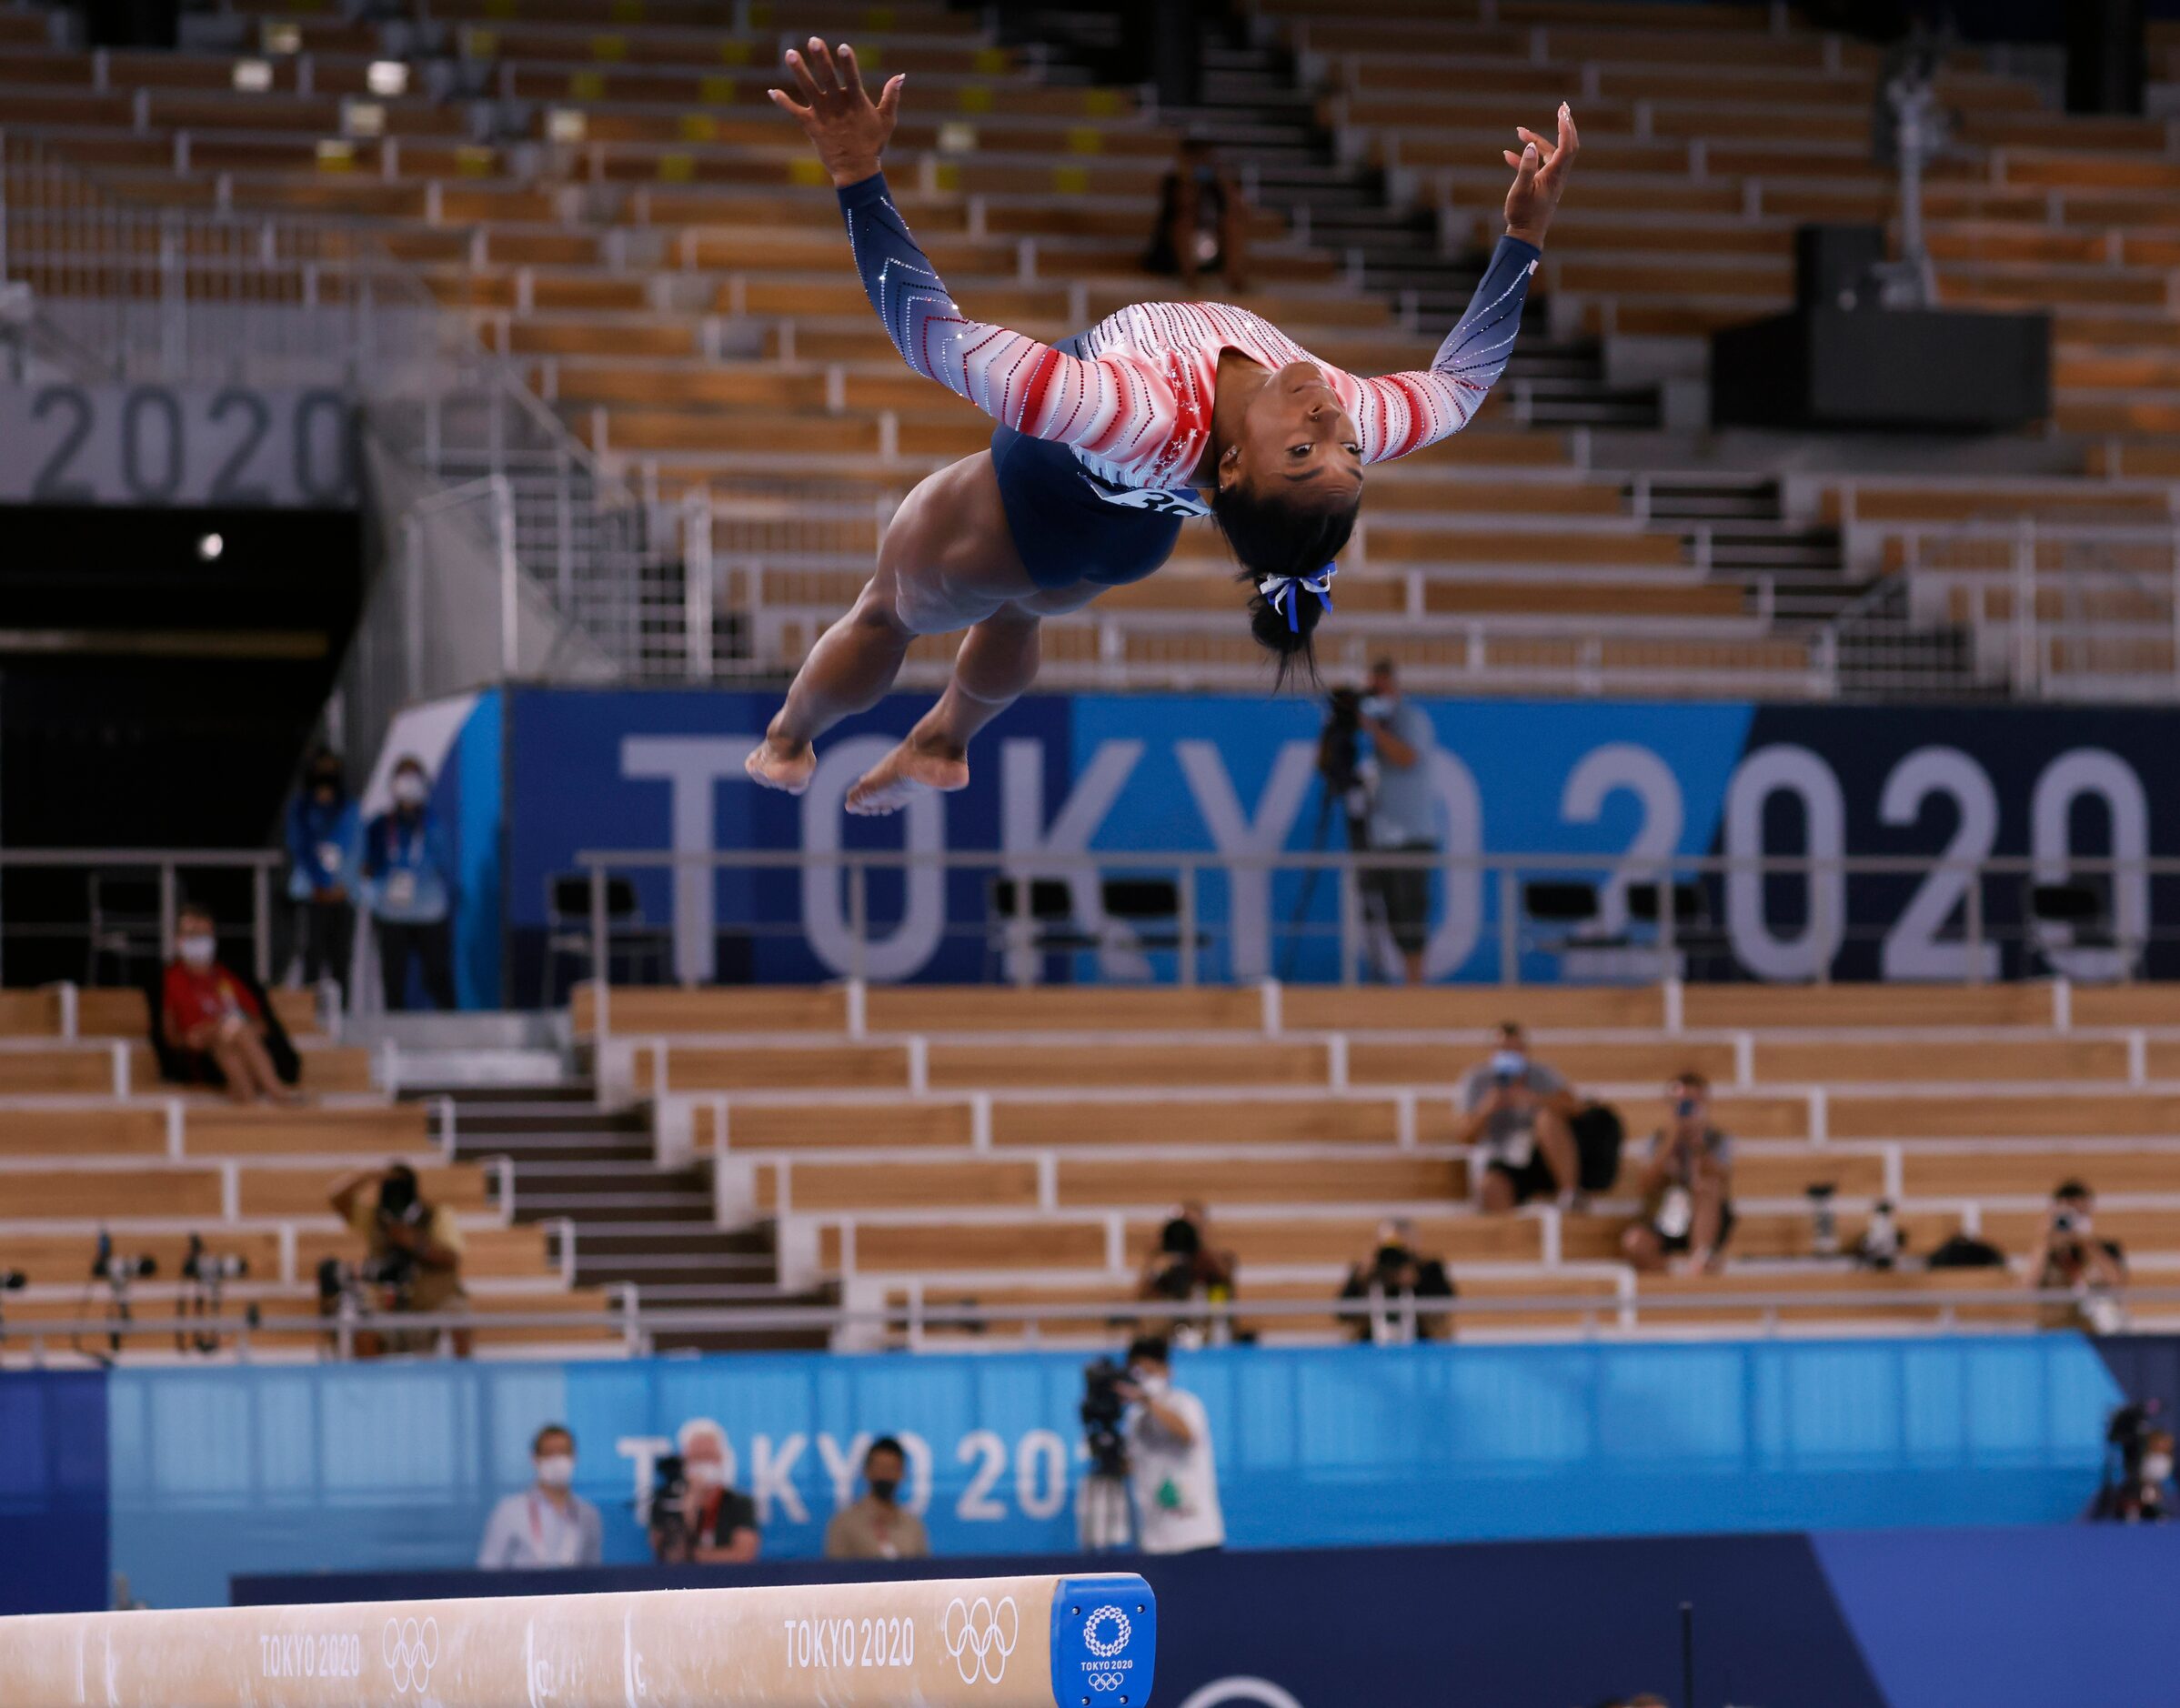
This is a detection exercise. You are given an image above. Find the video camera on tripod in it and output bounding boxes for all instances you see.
[93,1231,156,1286]
[177,1233,256,1355]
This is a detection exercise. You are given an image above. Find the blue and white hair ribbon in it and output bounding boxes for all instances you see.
[1258,562,1339,633]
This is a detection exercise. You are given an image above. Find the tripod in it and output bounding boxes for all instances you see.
[1279,764,1391,984]
[1076,1472,1133,1552]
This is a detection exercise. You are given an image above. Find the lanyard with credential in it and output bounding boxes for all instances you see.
[527,1494,578,1566]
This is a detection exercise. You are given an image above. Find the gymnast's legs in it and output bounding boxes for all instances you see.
[745,449,1092,814]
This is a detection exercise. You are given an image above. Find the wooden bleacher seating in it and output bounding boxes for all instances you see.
[39,0,2171,691]
[0,980,613,1358]
[584,974,2180,1342]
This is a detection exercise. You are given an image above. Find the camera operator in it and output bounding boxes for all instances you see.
[2094,1422,2175,1523]
[327,1162,470,1356]
[650,1419,760,1564]
[1622,1072,1735,1275]
[477,1424,603,1569]
[1339,1217,1456,1342]
[824,1436,930,1561]
[1115,1335,1224,1554]
[1138,1201,1239,1333]
[1460,1021,1582,1211]
[2031,1179,2127,1331]
[1355,659,1438,986]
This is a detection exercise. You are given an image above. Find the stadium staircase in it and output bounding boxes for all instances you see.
[427,1081,834,1351]
[0,987,629,1360]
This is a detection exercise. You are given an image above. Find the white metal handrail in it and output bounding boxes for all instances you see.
[0,1284,2162,1366]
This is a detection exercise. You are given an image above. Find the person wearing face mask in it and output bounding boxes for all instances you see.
[2095,1427,2174,1523]
[160,902,300,1105]
[361,755,457,1011]
[651,1419,761,1564]
[477,1425,603,1568]
[285,747,360,1000]
[2031,1178,2128,1332]
[1114,1335,1224,1554]
[823,1436,930,1561]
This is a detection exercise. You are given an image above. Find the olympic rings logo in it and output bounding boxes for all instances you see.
[942,1594,1019,1685]
[1090,1675,1126,1693]
[1083,1606,1132,1659]
[382,1616,439,1695]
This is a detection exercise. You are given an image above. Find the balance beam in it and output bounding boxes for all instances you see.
[0,1572,1156,1708]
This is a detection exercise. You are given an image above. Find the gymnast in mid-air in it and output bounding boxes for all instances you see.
[747,37,1580,814]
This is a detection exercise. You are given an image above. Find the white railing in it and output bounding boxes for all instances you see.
[0,848,281,989]
[571,845,2180,1019]
[0,1285,2164,1366]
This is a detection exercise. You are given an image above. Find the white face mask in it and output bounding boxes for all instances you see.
[392,774,427,807]
[1130,1370,1167,1395]
[535,1455,575,1491]
[685,1459,725,1489]
[178,935,215,968]
[2145,1453,2173,1484]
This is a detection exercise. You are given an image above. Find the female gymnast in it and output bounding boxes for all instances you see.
[747,38,1579,815]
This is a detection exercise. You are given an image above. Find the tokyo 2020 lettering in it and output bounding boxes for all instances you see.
[257,1632,364,1682]
[780,1613,914,1671]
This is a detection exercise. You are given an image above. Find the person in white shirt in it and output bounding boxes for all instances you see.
[1116,1335,1224,1554]
[477,1424,604,1569]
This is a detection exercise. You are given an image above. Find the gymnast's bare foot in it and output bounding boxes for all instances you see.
[745,732,817,795]
[845,733,969,815]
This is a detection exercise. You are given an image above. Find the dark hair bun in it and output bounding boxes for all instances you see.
[1211,481,1357,690]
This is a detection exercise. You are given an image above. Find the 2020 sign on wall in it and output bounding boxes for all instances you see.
[501,689,2180,986]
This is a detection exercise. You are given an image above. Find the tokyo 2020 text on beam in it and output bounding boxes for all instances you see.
[0,1572,1157,1708]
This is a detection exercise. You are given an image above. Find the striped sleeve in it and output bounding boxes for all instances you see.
[836,172,1172,462]
[1353,236,1539,463]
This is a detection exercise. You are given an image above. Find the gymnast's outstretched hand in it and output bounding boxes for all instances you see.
[1502,102,1581,248]
[769,37,906,188]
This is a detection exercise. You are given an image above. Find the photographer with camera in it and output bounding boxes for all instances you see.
[1355,659,1438,985]
[2031,1179,2128,1332]
[1138,1201,1239,1339]
[824,1436,929,1561]
[327,1163,470,1357]
[1622,1071,1735,1275]
[1460,1021,1583,1211]
[649,1419,761,1564]
[1339,1217,1456,1343]
[478,1424,603,1569]
[1115,1335,1224,1554]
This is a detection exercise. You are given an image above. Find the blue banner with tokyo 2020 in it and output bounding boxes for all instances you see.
[1049,1574,1155,1708]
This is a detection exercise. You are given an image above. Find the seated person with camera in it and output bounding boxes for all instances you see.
[326,1163,469,1356]
[649,1419,760,1564]
[1339,1217,1456,1342]
[2032,1179,2127,1332]
[1460,1022,1582,1211]
[1139,1201,1238,1306]
[1622,1072,1734,1275]
[477,1424,603,1569]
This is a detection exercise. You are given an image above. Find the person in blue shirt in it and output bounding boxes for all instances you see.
[285,748,360,1000]
[361,754,456,1010]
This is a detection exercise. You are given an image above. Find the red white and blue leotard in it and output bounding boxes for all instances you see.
[836,170,1538,584]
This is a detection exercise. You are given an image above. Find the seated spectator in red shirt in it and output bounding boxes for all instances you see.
[161,903,300,1105]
